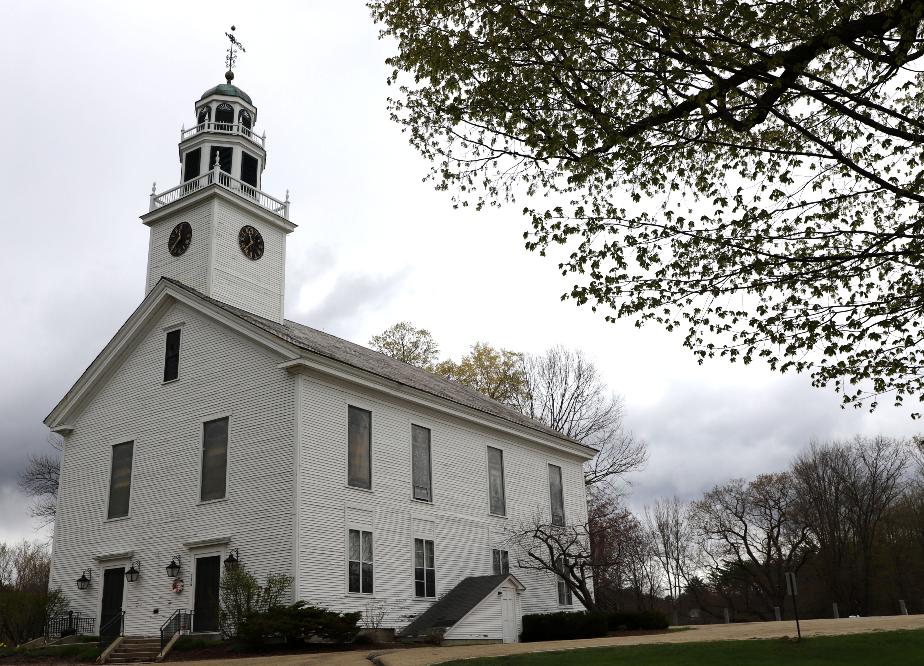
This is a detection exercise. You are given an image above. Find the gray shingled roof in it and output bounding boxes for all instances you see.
[163,278,590,450]
[399,575,512,637]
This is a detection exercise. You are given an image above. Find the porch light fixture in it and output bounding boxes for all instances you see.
[76,569,92,591]
[166,555,182,578]
[125,559,141,583]
[223,548,239,571]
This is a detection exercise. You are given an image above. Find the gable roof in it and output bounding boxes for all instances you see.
[398,574,524,637]
[160,279,592,452]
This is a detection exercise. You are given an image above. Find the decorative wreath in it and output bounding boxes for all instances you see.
[171,578,185,594]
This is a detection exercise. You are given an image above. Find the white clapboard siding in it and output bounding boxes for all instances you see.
[146,201,213,295]
[49,301,296,636]
[295,372,591,628]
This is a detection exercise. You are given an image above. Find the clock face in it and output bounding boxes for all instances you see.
[238,225,264,260]
[168,222,192,257]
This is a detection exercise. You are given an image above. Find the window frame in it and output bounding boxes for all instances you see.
[492,548,510,575]
[105,440,135,521]
[410,424,433,503]
[163,327,182,383]
[486,446,507,517]
[556,556,574,606]
[548,463,566,527]
[347,405,372,490]
[347,528,374,595]
[413,538,436,598]
[198,414,231,504]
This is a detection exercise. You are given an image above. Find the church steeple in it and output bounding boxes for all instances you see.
[142,34,295,323]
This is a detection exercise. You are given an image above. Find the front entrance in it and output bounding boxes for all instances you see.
[100,567,124,640]
[194,556,221,632]
[501,588,517,643]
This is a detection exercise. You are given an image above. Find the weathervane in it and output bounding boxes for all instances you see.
[224,25,246,75]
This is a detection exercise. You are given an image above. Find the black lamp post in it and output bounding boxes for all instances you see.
[76,569,92,591]
[223,548,239,571]
[125,559,141,583]
[166,556,182,578]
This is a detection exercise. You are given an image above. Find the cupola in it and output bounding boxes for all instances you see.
[179,70,266,191]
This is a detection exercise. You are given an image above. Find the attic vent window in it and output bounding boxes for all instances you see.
[164,329,181,382]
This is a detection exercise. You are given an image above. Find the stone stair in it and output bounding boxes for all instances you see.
[107,636,162,663]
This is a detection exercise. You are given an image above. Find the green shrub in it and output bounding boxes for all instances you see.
[606,610,670,631]
[520,611,608,642]
[218,566,293,639]
[238,602,361,647]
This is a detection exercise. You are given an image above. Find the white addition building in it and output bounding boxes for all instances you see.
[44,73,594,647]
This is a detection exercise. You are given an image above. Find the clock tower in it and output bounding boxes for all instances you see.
[141,69,295,323]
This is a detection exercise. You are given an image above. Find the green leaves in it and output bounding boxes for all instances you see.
[370,0,924,411]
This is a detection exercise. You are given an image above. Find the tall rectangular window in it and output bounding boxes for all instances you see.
[556,556,573,605]
[183,148,201,182]
[348,406,372,489]
[411,425,432,502]
[200,417,228,501]
[487,446,506,516]
[163,329,181,382]
[348,529,373,594]
[107,441,134,519]
[492,549,509,575]
[414,538,435,597]
[549,464,565,526]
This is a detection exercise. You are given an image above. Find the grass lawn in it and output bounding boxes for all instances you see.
[443,629,924,665]
[0,641,101,663]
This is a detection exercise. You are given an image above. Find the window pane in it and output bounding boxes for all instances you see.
[348,406,371,489]
[349,530,361,561]
[361,531,373,564]
[361,563,373,593]
[415,578,425,597]
[501,550,509,574]
[201,418,228,501]
[425,568,435,597]
[425,540,434,568]
[492,549,501,575]
[487,447,506,515]
[107,441,133,519]
[348,561,360,593]
[164,329,181,382]
[415,539,424,567]
[411,425,432,501]
[549,464,565,526]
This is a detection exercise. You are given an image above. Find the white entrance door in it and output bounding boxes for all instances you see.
[501,588,518,643]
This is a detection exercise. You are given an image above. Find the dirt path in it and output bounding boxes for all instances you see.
[171,614,924,666]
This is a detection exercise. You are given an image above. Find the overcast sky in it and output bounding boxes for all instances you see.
[0,1,919,545]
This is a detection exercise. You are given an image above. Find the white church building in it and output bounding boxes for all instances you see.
[44,71,594,649]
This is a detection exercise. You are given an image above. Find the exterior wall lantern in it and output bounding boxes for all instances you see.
[223,548,240,571]
[125,559,141,583]
[76,569,92,591]
[166,555,182,578]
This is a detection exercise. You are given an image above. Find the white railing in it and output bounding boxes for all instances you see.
[149,167,289,219]
[180,122,266,149]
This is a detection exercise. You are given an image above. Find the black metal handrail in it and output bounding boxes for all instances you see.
[160,609,193,651]
[98,611,124,651]
[45,611,95,640]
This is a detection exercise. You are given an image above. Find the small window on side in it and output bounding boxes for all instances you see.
[348,406,371,489]
[549,464,565,526]
[487,446,506,516]
[414,538,436,597]
[107,441,134,519]
[492,549,509,575]
[348,529,373,594]
[201,417,228,501]
[164,329,181,382]
[411,425,432,502]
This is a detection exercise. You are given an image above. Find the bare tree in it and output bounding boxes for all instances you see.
[691,473,813,618]
[646,497,694,625]
[518,346,646,488]
[18,435,62,526]
[506,516,600,611]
